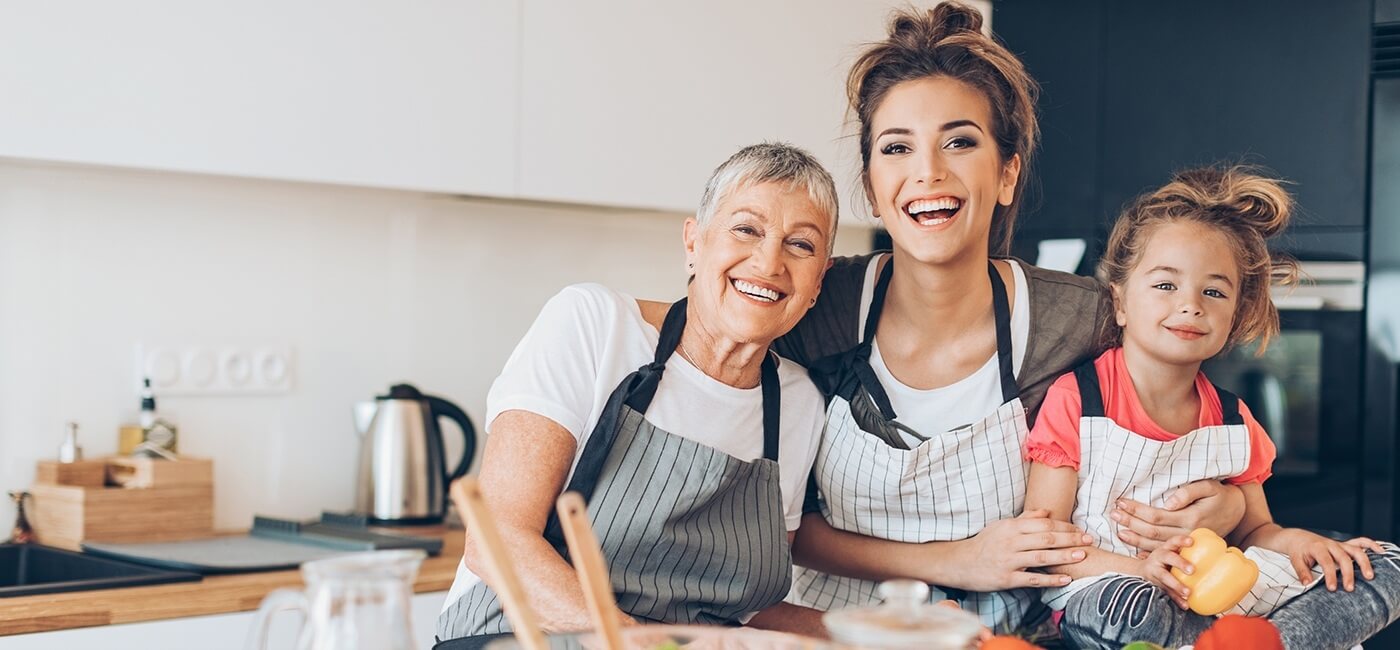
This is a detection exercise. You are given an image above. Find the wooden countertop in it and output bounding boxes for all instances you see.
[0,525,465,636]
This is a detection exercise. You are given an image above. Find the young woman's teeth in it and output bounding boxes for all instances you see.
[733,279,780,303]
[906,197,962,225]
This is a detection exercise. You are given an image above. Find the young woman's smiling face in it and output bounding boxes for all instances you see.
[1114,221,1241,367]
[865,76,1021,265]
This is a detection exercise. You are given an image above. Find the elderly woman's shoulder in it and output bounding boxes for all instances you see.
[537,282,641,323]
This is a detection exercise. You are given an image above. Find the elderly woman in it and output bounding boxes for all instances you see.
[435,143,838,643]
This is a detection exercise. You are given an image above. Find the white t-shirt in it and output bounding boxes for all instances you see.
[443,283,825,612]
[859,255,1030,443]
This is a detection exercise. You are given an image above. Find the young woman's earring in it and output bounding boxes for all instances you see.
[810,297,817,307]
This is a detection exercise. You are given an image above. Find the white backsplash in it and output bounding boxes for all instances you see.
[0,159,873,532]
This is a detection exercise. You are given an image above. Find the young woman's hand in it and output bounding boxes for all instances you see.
[1138,534,1195,609]
[945,509,1091,591]
[1111,480,1245,551]
[1276,529,1378,591]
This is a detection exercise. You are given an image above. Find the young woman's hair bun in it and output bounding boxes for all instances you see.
[889,1,984,47]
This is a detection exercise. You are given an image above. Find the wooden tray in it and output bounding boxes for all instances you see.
[29,483,214,551]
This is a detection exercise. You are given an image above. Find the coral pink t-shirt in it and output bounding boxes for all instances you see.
[1024,348,1276,485]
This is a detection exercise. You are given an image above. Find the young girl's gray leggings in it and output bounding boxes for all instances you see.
[1059,544,1400,649]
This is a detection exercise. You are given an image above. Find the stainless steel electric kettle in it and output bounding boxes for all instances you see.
[353,384,476,524]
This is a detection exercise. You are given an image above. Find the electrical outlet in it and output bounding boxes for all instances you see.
[135,343,294,395]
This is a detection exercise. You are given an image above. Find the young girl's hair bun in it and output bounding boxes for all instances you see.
[1168,166,1293,240]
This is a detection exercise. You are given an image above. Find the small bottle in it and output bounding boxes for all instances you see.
[124,378,178,455]
[58,421,83,463]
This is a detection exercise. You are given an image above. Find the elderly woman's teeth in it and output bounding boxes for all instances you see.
[733,279,780,303]
[906,197,961,225]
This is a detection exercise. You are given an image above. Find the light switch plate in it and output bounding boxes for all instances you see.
[135,342,294,395]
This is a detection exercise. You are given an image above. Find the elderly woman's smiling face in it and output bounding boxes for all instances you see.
[684,181,833,345]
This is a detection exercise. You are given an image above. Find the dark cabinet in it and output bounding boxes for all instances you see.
[996,0,1371,259]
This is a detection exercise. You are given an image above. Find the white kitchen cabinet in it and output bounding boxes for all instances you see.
[5,590,448,649]
[516,1,950,218]
[0,1,519,197]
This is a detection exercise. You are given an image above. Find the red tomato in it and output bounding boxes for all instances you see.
[1195,614,1284,650]
[979,636,1041,650]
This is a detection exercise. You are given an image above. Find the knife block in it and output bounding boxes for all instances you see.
[29,457,214,551]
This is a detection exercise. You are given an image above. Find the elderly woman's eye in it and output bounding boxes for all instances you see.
[879,142,911,155]
[732,225,760,237]
[787,239,816,254]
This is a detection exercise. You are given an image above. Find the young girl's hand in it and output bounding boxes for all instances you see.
[1139,534,1195,609]
[1276,529,1377,591]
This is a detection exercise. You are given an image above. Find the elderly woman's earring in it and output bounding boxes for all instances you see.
[810,297,817,307]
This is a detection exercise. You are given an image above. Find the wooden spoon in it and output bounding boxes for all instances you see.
[556,492,624,650]
[451,477,548,650]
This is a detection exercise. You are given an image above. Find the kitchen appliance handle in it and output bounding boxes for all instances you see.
[426,396,477,482]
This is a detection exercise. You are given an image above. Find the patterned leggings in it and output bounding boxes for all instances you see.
[1059,546,1400,650]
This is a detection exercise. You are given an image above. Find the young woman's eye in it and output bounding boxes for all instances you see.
[945,136,976,150]
[879,142,911,155]
[1205,288,1228,299]
[1152,282,1176,291]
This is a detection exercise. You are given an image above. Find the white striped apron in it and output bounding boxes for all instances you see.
[1041,360,1321,617]
[436,299,792,643]
[789,261,1041,633]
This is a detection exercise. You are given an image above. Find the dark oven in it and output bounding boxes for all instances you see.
[1202,262,1366,536]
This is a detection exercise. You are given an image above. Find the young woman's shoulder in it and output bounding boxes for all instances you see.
[1012,261,1113,423]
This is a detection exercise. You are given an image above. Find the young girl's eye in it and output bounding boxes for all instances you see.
[1205,288,1228,299]
[879,142,911,155]
[1152,282,1176,291]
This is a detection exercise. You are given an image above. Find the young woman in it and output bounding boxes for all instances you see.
[771,2,1248,635]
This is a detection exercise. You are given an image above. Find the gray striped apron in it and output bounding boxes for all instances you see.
[1042,360,1320,617]
[436,298,793,641]
[790,261,1043,633]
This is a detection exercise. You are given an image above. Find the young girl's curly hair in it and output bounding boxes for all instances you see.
[1098,164,1300,354]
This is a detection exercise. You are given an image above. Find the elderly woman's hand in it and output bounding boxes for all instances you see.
[1111,479,1246,553]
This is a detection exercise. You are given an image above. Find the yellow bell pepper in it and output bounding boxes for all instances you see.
[1170,528,1259,616]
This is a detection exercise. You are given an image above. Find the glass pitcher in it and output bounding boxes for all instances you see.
[246,549,426,650]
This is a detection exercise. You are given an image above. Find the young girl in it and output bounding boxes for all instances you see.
[1024,165,1400,649]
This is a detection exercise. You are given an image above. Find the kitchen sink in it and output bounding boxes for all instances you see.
[0,543,201,598]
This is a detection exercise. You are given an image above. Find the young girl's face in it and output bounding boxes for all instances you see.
[1114,221,1241,367]
[865,76,1020,265]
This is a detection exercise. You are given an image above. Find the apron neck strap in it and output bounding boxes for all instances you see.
[1073,360,1106,418]
[988,262,1019,403]
[627,297,781,460]
[1214,384,1245,426]
[759,352,781,461]
[623,299,688,413]
[862,259,1019,403]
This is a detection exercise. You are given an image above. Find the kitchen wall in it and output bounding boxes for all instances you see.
[0,159,875,531]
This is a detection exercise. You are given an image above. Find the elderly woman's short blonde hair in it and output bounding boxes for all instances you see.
[695,143,840,255]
